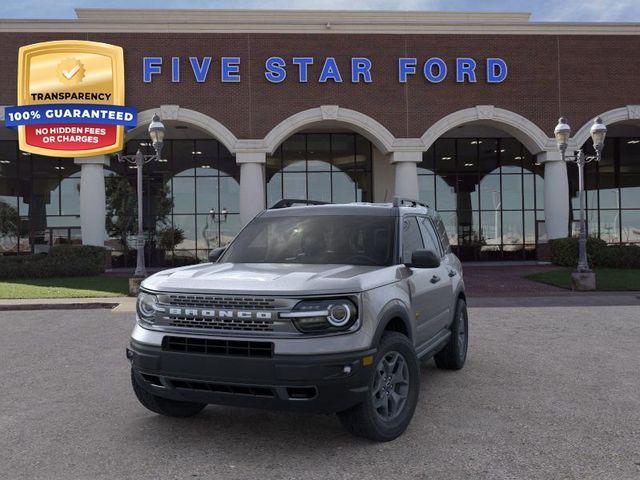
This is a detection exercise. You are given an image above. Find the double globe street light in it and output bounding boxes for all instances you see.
[117,113,166,278]
[553,116,607,289]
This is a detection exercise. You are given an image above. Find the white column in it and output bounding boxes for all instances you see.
[391,151,421,200]
[74,155,109,246]
[237,151,266,225]
[538,151,569,239]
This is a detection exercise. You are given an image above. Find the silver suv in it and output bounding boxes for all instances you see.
[127,198,468,441]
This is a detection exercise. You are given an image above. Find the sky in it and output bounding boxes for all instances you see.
[1,0,639,22]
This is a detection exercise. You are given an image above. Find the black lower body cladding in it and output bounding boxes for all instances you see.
[128,339,376,414]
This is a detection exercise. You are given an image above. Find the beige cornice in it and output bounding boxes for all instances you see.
[0,9,638,35]
[73,9,532,24]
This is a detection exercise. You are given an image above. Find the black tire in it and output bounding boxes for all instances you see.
[131,370,206,418]
[337,332,420,442]
[434,298,468,370]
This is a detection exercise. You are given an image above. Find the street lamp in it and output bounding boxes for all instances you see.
[117,113,165,277]
[553,116,607,279]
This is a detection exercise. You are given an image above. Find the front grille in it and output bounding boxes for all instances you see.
[163,336,274,358]
[165,294,277,310]
[168,316,273,332]
[169,379,275,397]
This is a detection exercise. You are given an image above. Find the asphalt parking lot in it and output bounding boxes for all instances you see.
[1,305,639,480]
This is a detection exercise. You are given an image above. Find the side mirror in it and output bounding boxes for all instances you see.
[208,247,226,263]
[408,249,440,269]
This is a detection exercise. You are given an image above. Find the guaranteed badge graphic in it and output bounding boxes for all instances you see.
[5,40,137,157]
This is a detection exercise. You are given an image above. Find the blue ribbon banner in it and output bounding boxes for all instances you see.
[4,104,137,128]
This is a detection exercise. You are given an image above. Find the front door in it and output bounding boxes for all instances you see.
[401,216,451,347]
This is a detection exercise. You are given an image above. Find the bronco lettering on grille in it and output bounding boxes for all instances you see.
[168,308,273,320]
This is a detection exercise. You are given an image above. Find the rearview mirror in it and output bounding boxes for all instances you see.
[208,247,226,263]
[408,249,440,269]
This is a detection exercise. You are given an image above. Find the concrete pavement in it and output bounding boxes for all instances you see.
[1,306,639,479]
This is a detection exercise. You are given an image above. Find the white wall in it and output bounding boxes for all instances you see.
[372,146,394,202]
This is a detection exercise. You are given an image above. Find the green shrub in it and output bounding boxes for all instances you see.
[164,253,201,268]
[593,244,640,268]
[0,245,106,279]
[550,237,640,268]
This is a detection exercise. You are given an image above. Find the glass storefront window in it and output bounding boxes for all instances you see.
[308,172,332,202]
[501,175,523,211]
[569,136,640,245]
[102,138,241,266]
[195,177,219,214]
[307,134,331,171]
[621,174,640,209]
[435,176,456,211]
[283,172,307,199]
[479,175,501,211]
[621,210,640,243]
[420,136,543,260]
[266,133,373,207]
[60,176,80,216]
[172,177,196,214]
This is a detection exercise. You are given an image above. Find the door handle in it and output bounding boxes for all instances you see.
[448,269,457,277]
[430,275,441,284]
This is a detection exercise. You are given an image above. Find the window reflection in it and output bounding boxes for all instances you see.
[569,137,640,245]
[419,137,542,260]
[265,133,372,207]
[621,210,640,243]
[108,138,241,266]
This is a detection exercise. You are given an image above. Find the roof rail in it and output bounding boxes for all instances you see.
[269,199,329,209]
[392,196,429,209]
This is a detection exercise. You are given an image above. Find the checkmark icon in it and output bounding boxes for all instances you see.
[62,64,80,79]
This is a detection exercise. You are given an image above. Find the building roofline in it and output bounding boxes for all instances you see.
[73,9,533,24]
[0,9,638,35]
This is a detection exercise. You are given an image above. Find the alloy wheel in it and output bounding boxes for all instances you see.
[372,351,410,421]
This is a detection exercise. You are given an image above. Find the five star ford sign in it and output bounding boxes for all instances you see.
[4,40,137,158]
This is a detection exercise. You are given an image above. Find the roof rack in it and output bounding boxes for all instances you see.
[269,199,329,209]
[392,196,429,209]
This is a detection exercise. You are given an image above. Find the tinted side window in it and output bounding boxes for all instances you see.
[419,217,442,256]
[401,217,424,264]
[434,216,451,253]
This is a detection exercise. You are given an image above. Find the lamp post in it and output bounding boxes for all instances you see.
[553,116,607,285]
[117,113,165,277]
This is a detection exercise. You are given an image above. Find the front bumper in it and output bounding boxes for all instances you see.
[128,339,376,414]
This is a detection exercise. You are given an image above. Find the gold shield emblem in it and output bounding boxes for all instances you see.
[16,40,125,157]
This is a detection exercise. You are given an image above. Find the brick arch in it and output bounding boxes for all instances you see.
[572,105,640,148]
[127,105,239,154]
[420,105,553,154]
[263,105,396,155]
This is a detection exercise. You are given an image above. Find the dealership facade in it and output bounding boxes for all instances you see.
[0,9,639,264]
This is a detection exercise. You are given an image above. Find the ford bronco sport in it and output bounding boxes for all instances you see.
[127,197,468,441]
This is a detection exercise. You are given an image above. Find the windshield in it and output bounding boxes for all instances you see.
[220,215,396,266]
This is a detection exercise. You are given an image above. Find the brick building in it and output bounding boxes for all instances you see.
[0,9,639,264]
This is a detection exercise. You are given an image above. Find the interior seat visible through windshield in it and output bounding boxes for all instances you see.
[220,214,396,266]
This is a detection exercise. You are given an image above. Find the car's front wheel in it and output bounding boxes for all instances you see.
[337,332,420,442]
[131,370,207,417]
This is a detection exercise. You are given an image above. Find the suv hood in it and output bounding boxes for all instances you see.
[142,262,399,296]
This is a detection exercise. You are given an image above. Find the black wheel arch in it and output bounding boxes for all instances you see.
[371,301,413,348]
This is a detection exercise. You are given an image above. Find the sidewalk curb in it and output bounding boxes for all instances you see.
[0,302,120,311]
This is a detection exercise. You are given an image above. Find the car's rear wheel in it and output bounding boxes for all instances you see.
[434,298,468,370]
[131,370,206,417]
[337,332,420,442]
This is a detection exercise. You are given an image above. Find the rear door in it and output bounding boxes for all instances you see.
[401,216,446,346]
[418,216,453,332]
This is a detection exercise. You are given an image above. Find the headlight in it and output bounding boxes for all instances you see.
[281,298,358,333]
[136,291,158,324]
